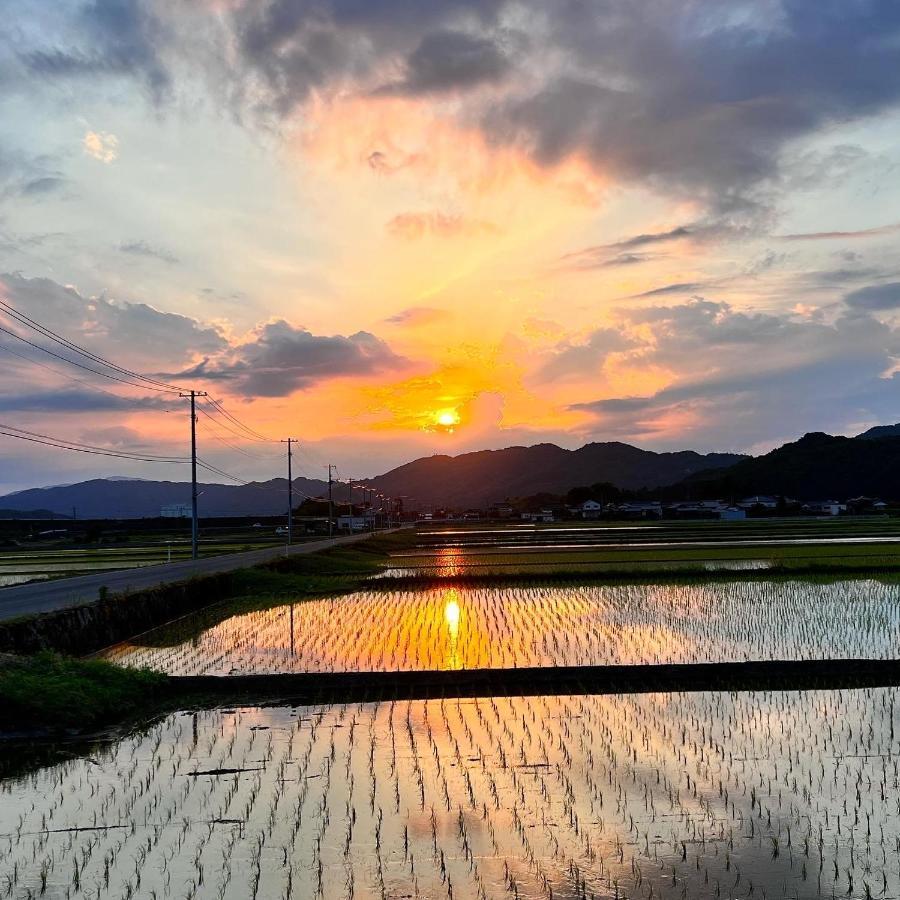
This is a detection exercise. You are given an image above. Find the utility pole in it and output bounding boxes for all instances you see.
[180,389,208,560]
[281,438,296,546]
[328,464,335,538]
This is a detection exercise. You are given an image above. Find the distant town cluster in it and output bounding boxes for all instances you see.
[419,495,892,523]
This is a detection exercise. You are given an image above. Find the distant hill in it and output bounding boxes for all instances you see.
[683,432,900,500]
[0,508,66,520]
[365,442,745,508]
[856,423,900,440]
[0,476,346,519]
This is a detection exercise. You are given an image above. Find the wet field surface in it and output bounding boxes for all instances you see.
[104,579,900,674]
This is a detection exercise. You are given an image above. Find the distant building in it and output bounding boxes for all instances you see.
[521,509,555,523]
[802,501,845,516]
[737,495,780,510]
[337,510,375,531]
[579,499,604,519]
[666,500,745,520]
[160,503,191,518]
[613,501,662,520]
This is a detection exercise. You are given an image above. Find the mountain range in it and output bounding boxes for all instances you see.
[362,442,745,508]
[0,426,898,518]
[681,431,900,501]
[0,477,347,519]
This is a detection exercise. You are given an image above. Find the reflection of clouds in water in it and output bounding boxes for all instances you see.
[4,688,899,900]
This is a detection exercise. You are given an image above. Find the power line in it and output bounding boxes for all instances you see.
[0,323,178,393]
[196,408,278,460]
[0,340,165,407]
[0,298,187,393]
[205,396,272,442]
[0,422,190,464]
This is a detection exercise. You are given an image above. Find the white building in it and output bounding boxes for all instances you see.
[521,509,555,523]
[160,503,191,518]
[337,511,375,531]
[579,500,604,519]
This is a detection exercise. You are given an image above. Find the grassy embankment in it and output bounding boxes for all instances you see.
[0,532,411,736]
[0,652,167,732]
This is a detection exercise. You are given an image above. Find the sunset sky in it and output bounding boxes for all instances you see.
[1,0,900,492]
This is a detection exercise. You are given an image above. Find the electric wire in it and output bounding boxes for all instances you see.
[205,396,272,442]
[0,341,167,408]
[0,423,190,464]
[0,324,178,393]
[0,298,187,393]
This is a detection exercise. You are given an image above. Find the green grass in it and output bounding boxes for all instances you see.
[0,652,166,731]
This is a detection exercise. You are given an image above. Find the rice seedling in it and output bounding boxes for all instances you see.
[1,685,899,899]
[104,579,900,675]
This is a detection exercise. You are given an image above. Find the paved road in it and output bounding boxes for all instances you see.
[0,531,380,622]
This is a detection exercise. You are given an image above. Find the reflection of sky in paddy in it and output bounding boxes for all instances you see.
[5,687,900,900]
[104,578,900,676]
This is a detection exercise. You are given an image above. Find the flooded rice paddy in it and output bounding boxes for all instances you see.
[4,688,900,900]
[105,579,900,675]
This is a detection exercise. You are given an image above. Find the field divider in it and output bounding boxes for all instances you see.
[169,658,900,706]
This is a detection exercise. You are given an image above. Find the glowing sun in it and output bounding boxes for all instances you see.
[435,409,461,430]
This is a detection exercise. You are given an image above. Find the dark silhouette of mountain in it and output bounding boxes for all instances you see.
[8,428,898,516]
[856,423,900,440]
[682,432,900,500]
[0,508,63,520]
[364,442,744,507]
[0,477,347,519]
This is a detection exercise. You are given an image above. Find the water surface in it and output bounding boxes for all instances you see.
[2,688,898,900]
[103,578,900,675]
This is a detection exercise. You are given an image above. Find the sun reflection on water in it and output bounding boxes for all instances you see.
[444,590,462,669]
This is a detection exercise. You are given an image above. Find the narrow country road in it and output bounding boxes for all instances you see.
[0,531,380,622]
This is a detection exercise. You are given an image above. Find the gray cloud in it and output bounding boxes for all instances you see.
[185,320,410,396]
[564,298,900,449]
[845,283,900,311]
[779,223,900,242]
[633,282,706,298]
[119,240,180,265]
[559,251,652,271]
[224,0,504,116]
[11,0,900,211]
[0,389,168,413]
[534,327,634,383]
[21,176,66,196]
[557,221,740,271]
[22,0,170,100]
[481,1,900,204]
[0,273,225,370]
[385,306,449,326]
[382,29,509,94]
